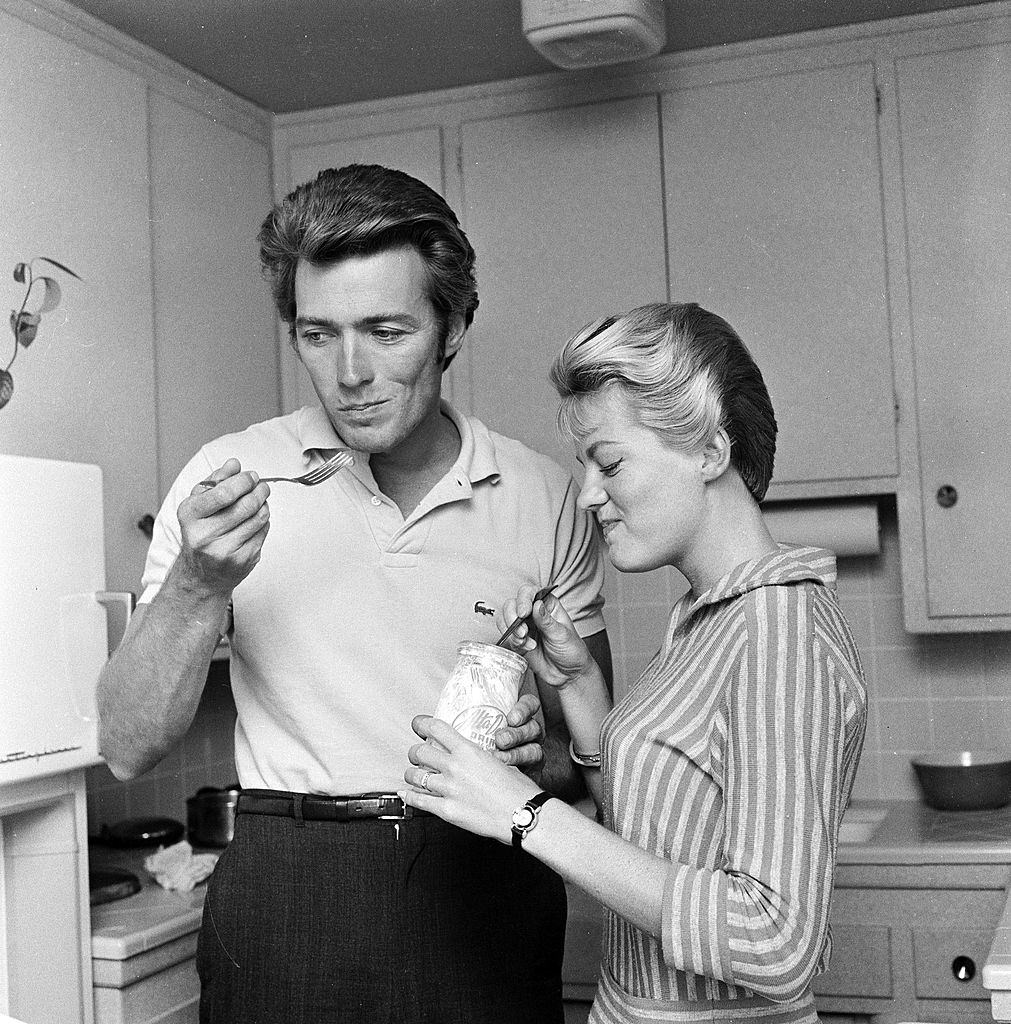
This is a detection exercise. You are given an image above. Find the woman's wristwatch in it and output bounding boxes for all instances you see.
[511,791,554,849]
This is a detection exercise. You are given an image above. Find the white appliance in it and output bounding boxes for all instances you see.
[521,0,666,70]
[1,453,132,1024]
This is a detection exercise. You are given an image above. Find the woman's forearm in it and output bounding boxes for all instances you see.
[521,797,669,937]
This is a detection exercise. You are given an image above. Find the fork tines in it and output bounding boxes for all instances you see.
[303,450,354,483]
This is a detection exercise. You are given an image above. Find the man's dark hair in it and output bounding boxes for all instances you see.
[258,164,478,369]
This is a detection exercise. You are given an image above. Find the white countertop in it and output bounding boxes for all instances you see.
[838,799,1011,865]
[89,845,207,961]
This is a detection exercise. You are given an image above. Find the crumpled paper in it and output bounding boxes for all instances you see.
[144,839,219,892]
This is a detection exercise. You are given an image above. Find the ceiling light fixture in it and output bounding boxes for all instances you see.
[521,0,667,70]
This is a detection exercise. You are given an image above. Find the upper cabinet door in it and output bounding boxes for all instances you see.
[287,126,444,193]
[662,64,897,497]
[459,96,667,470]
[149,93,278,498]
[0,10,157,596]
[897,42,1011,624]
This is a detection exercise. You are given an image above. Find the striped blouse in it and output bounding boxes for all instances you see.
[590,546,867,1024]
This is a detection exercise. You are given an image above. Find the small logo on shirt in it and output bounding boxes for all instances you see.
[474,601,495,617]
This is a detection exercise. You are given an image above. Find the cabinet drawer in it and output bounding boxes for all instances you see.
[913,928,994,1000]
[811,925,893,998]
[94,958,199,1024]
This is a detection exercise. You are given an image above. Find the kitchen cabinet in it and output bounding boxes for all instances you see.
[893,39,1011,631]
[459,95,668,471]
[814,861,1009,1022]
[662,63,897,499]
[0,5,277,600]
[560,803,1011,1022]
[148,93,279,500]
[272,2,1011,646]
[0,9,158,597]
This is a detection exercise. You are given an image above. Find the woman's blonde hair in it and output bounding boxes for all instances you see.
[550,302,777,501]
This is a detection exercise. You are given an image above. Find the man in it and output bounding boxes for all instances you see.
[97,164,612,1024]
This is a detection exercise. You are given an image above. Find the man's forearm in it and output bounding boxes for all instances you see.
[97,572,230,780]
[530,725,586,803]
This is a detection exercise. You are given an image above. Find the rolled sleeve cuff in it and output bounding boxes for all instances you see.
[661,863,733,984]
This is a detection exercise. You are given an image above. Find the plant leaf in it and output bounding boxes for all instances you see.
[38,277,62,313]
[39,257,82,281]
[13,263,27,284]
[12,311,40,347]
[0,368,13,409]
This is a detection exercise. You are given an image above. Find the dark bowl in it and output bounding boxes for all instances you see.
[911,751,1011,812]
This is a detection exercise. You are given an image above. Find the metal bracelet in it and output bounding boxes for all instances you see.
[569,738,602,768]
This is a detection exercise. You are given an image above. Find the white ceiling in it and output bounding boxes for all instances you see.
[61,0,988,114]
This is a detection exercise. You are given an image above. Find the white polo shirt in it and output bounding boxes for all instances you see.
[141,401,606,794]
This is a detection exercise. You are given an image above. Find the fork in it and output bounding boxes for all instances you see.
[197,450,354,490]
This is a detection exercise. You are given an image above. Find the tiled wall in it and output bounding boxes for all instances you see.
[86,497,1011,830]
[608,496,1011,802]
[86,659,237,835]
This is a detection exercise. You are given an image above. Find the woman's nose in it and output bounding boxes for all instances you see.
[576,474,606,512]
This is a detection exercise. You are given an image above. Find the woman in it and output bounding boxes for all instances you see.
[403,302,867,1023]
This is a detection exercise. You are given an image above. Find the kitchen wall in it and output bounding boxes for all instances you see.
[86,661,237,833]
[613,495,1011,803]
[86,494,1011,830]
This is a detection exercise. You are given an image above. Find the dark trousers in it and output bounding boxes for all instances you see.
[197,806,567,1023]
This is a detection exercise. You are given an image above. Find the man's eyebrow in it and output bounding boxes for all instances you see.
[294,313,420,330]
[295,314,336,330]
[358,312,419,327]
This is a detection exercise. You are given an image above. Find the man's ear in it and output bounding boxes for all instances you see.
[442,315,466,364]
[701,428,732,483]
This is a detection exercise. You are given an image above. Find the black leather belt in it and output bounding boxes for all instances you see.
[237,790,431,822]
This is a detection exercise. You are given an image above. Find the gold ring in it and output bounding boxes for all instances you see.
[420,770,433,792]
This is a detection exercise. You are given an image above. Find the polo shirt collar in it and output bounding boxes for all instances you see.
[295,404,350,459]
[441,400,500,489]
[293,400,502,488]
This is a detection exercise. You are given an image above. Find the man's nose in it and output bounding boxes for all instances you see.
[337,337,374,386]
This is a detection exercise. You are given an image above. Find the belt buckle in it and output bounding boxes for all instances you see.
[377,795,409,820]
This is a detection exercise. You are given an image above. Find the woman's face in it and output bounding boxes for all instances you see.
[574,387,707,574]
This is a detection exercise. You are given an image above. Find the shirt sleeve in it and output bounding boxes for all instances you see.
[660,581,860,1002]
[548,476,606,638]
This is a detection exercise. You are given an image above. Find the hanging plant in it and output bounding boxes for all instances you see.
[2,256,83,410]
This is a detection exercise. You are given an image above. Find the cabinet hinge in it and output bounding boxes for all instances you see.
[456,142,463,177]
[874,85,882,115]
[894,390,900,424]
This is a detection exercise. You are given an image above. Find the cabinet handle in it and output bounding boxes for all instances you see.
[951,955,975,982]
[935,485,958,509]
[137,513,155,539]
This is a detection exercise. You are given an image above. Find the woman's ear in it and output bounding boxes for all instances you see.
[701,428,732,483]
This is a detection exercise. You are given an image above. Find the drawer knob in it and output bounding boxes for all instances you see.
[951,955,975,982]
[936,485,958,508]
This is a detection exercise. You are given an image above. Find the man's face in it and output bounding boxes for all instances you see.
[293,246,464,457]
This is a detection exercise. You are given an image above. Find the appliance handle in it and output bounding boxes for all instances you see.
[96,591,136,651]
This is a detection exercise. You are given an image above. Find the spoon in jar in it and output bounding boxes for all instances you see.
[494,585,555,647]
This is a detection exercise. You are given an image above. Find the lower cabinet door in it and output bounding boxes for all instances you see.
[812,924,893,998]
[912,928,996,1001]
[93,958,199,1024]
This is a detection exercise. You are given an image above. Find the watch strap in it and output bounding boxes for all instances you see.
[510,790,554,849]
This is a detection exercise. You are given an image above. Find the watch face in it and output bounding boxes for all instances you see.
[512,806,536,830]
